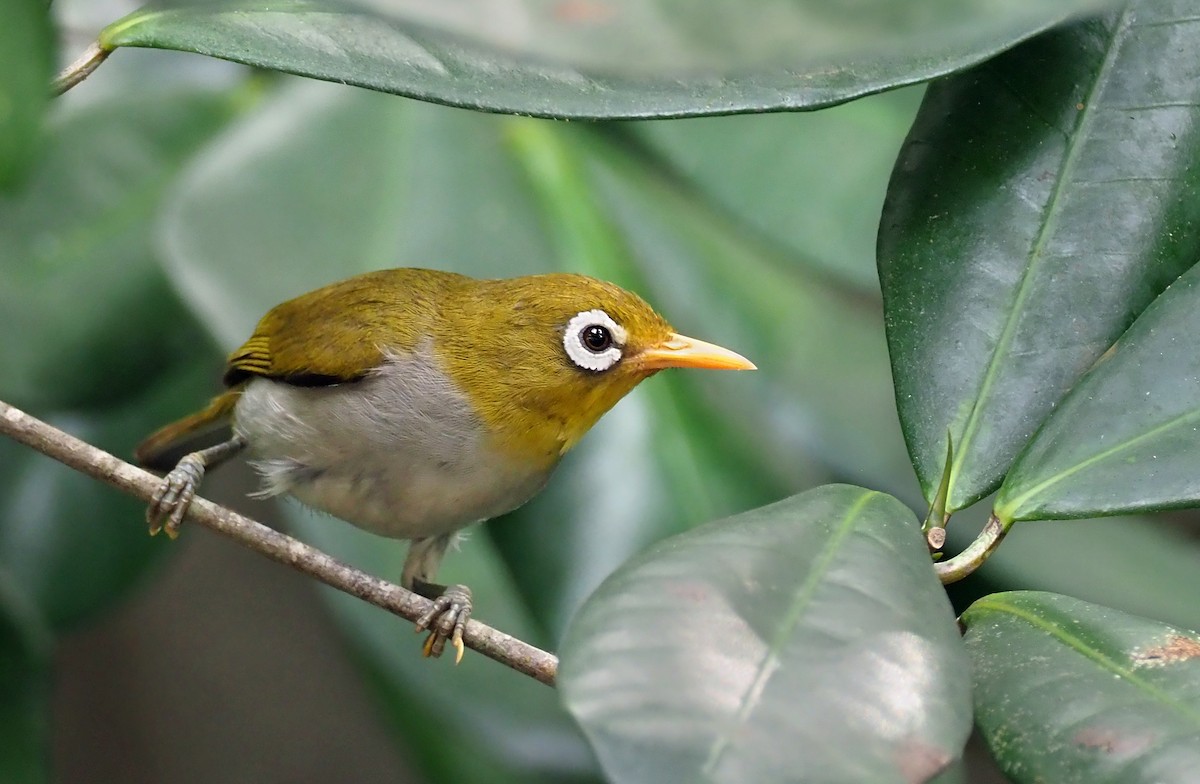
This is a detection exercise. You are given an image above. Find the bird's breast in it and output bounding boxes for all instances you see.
[232,344,556,539]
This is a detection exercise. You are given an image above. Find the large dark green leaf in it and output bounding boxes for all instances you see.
[878,5,1200,512]
[631,86,924,292]
[997,262,1200,522]
[560,485,972,784]
[0,359,220,631]
[963,591,1200,783]
[0,0,53,187]
[0,89,241,410]
[99,0,1111,119]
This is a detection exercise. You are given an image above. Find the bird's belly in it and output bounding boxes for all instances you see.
[232,352,556,539]
[282,449,550,539]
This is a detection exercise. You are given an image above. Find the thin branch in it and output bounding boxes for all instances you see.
[53,41,112,96]
[934,513,1012,584]
[0,399,558,687]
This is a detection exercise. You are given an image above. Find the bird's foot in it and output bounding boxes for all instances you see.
[146,455,206,539]
[414,583,473,664]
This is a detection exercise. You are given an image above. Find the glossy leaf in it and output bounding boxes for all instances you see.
[0,0,53,187]
[100,0,1111,119]
[0,359,219,631]
[878,5,1200,511]
[0,89,241,410]
[997,263,1200,521]
[963,591,1200,783]
[631,86,924,292]
[287,509,597,782]
[560,485,972,784]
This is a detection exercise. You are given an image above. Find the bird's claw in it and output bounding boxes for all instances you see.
[146,456,205,539]
[415,584,472,664]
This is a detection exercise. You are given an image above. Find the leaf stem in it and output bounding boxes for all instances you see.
[934,512,1012,584]
[52,41,112,96]
[0,399,558,686]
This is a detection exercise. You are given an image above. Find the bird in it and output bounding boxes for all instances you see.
[135,268,755,661]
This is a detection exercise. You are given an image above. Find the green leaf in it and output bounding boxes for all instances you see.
[963,591,1200,783]
[100,0,1111,119]
[997,263,1200,521]
[286,509,597,783]
[878,6,1200,512]
[0,88,242,410]
[631,86,924,291]
[0,0,53,187]
[560,485,972,784]
[0,358,220,631]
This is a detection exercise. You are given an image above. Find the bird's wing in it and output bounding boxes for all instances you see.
[223,270,453,387]
[225,308,388,387]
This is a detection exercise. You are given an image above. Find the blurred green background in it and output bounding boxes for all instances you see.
[5,1,1200,782]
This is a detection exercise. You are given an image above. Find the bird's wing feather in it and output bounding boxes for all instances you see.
[224,269,461,387]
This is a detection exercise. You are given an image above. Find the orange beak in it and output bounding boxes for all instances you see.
[634,333,757,372]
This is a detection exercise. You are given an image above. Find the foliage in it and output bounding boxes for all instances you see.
[3,1,1199,782]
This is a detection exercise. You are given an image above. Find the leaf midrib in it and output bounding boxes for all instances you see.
[1000,404,1200,519]
[700,490,878,776]
[969,596,1200,726]
[946,8,1132,508]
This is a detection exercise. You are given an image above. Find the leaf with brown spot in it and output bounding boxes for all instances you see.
[964,592,1200,783]
[1132,635,1200,669]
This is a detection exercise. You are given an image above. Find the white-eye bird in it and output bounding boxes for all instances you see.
[136,268,755,661]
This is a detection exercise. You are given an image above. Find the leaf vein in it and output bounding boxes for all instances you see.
[700,491,879,776]
[946,8,1133,507]
[972,597,1200,725]
[1002,406,1200,517]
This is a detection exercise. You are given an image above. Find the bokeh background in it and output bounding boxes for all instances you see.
[5,1,1200,782]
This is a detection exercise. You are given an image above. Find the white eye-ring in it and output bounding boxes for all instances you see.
[564,309,627,372]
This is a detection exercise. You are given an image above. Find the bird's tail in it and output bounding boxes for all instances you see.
[134,389,242,471]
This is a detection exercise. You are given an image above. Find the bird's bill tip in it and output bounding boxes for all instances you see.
[636,333,756,372]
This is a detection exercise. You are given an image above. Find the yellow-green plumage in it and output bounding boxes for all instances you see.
[165,269,675,469]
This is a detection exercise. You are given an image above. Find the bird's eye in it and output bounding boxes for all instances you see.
[582,325,613,353]
[564,309,626,372]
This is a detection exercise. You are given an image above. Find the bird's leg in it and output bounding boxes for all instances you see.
[403,534,473,663]
[146,436,246,539]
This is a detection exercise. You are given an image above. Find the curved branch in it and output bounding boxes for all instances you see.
[0,399,558,686]
[934,512,1012,584]
[53,41,112,96]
